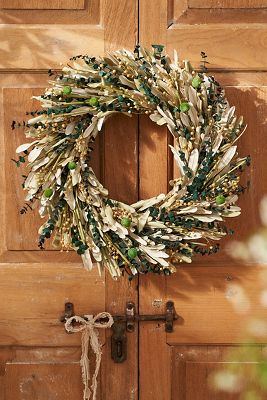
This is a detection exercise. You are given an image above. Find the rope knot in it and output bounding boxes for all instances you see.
[65,312,114,400]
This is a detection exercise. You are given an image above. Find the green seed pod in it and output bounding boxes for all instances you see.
[44,188,53,198]
[86,97,99,107]
[68,161,77,170]
[192,76,202,89]
[128,247,137,258]
[63,86,72,95]
[121,217,131,228]
[179,102,190,113]
[216,194,226,205]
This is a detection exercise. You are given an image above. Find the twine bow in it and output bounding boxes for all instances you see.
[65,312,114,400]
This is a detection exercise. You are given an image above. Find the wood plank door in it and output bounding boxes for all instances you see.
[0,2,139,399]
[139,1,267,399]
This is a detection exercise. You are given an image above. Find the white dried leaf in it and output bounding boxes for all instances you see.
[97,116,105,131]
[188,106,199,127]
[81,249,93,271]
[216,146,237,172]
[83,119,97,138]
[212,134,223,154]
[221,106,235,124]
[117,202,136,214]
[176,206,198,215]
[55,168,62,185]
[119,75,136,89]
[16,140,38,153]
[169,145,185,176]
[28,115,44,125]
[92,246,102,262]
[129,232,147,245]
[132,193,165,211]
[32,157,50,171]
[105,205,116,225]
[195,215,223,222]
[180,255,192,263]
[180,112,191,128]
[223,211,241,218]
[188,86,198,108]
[138,209,150,232]
[65,122,75,135]
[157,106,175,128]
[188,148,199,174]
[65,187,75,210]
[183,232,203,239]
[28,147,42,162]
[70,167,81,186]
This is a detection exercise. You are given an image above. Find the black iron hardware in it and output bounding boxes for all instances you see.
[111,322,127,363]
[60,302,74,322]
[60,300,179,363]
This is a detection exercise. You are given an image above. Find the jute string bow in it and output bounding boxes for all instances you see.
[65,312,114,400]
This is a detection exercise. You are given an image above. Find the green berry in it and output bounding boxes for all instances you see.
[128,247,137,259]
[121,217,131,228]
[192,76,202,89]
[86,97,99,107]
[68,161,77,170]
[216,195,226,205]
[179,102,190,113]
[63,86,72,95]
[44,188,53,198]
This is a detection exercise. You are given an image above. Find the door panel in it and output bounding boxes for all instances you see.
[139,1,267,399]
[0,1,138,399]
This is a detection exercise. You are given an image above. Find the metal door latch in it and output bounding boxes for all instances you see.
[60,300,179,363]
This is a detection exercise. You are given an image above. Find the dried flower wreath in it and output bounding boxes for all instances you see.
[15,45,250,279]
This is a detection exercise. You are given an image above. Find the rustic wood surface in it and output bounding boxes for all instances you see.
[0,1,138,399]
[139,1,267,399]
[1,0,267,399]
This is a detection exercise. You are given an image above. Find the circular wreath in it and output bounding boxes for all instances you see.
[16,45,250,279]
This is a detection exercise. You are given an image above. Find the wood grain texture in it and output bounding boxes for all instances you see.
[139,2,267,399]
[4,363,83,400]
[168,24,267,70]
[189,0,267,8]
[171,0,267,24]
[0,26,104,69]
[139,275,172,400]
[101,2,139,400]
[139,116,172,199]
[166,266,263,345]
[172,345,263,399]
[0,74,47,258]
[139,4,177,399]
[0,0,85,9]
[0,0,100,24]
[0,1,138,399]
[0,263,105,346]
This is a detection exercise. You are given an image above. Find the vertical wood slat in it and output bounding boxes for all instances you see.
[0,1,138,399]
[102,2,139,400]
[138,2,173,399]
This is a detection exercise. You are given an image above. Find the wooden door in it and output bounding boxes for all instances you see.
[139,1,267,399]
[0,2,139,399]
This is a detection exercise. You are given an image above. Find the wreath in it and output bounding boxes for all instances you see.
[15,45,250,279]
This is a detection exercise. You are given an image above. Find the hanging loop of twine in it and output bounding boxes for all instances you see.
[65,312,114,400]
